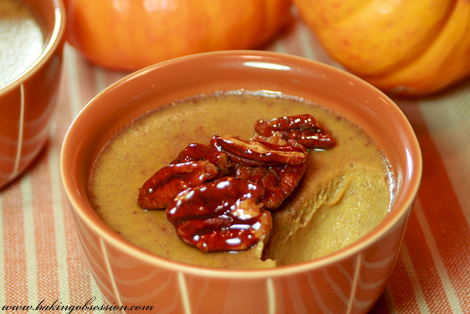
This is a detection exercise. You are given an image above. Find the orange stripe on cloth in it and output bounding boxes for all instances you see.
[29,145,61,306]
[401,200,454,313]
[58,48,97,310]
[393,99,469,313]
[1,183,29,311]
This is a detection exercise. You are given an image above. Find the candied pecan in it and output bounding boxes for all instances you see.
[166,177,272,252]
[233,163,306,210]
[254,114,336,149]
[210,135,307,167]
[210,134,307,210]
[171,143,229,175]
[252,131,288,146]
[138,161,220,210]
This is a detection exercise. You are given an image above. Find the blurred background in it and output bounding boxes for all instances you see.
[1,1,470,313]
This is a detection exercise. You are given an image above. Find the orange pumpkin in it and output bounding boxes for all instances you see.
[294,0,470,96]
[63,0,292,71]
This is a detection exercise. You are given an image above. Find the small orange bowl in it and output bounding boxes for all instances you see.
[0,0,66,189]
[60,51,422,314]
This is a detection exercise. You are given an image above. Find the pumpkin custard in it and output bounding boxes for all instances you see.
[0,0,45,87]
[87,92,393,269]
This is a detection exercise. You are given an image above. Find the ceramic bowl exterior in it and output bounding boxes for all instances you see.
[0,0,66,189]
[60,51,422,314]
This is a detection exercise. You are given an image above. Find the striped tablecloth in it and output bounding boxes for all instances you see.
[1,8,470,314]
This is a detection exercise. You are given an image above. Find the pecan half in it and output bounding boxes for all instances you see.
[252,131,288,146]
[211,134,308,210]
[138,161,220,209]
[167,177,272,252]
[233,163,306,210]
[210,135,307,167]
[171,143,229,175]
[254,114,336,149]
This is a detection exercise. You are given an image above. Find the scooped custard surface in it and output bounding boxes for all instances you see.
[87,92,392,268]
